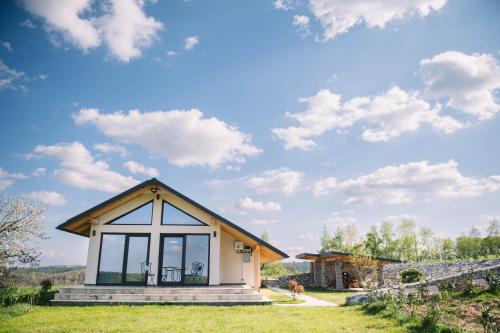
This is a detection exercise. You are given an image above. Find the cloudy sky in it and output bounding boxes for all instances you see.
[0,0,499,265]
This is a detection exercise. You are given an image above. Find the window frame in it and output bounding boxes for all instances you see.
[160,200,208,226]
[106,200,154,225]
[96,232,151,286]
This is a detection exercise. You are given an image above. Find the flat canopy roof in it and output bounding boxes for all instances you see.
[296,251,401,265]
[57,178,288,263]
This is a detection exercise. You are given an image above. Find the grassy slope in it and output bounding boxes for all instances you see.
[0,305,407,333]
[304,288,356,305]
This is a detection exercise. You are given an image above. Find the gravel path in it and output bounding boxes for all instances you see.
[268,287,337,307]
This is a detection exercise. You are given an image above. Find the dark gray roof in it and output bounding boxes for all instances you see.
[296,250,401,263]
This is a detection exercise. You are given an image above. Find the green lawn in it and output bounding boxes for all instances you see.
[0,305,407,333]
[304,288,356,305]
[260,286,305,304]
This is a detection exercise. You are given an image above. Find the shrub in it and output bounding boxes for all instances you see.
[459,269,475,297]
[483,271,499,293]
[39,278,53,293]
[478,306,497,333]
[437,280,456,293]
[400,269,423,283]
[420,305,441,332]
[0,284,18,307]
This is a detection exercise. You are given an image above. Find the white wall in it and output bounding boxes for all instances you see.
[85,193,220,285]
[219,230,256,287]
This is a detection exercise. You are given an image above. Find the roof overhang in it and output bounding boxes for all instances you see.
[57,178,288,263]
[296,251,401,265]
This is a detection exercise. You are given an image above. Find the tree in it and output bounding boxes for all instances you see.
[260,231,270,243]
[440,238,455,260]
[487,220,500,237]
[397,219,418,262]
[364,226,382,258]
[0,196,45,282]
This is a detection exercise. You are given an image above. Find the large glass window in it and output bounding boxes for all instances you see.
[108,201,153,225]
[161,201,206,226]
[185,235,209,285]
[159,234,209,285]
[97,234,125,284]
[97,234,150,285]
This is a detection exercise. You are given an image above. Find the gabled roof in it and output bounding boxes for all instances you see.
[296,251,401,265]
[57,178,288,261]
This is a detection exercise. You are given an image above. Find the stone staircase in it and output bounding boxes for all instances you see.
[50,285,271,306]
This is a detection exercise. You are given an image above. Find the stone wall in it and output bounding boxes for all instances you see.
[277,273,314,288]
[381,258,500,286]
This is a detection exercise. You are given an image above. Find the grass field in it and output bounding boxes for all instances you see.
[260,286,305,304]
[0,304,407,333]
[303,288,356,305]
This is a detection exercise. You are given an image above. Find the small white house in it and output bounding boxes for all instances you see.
[57,178,288,290]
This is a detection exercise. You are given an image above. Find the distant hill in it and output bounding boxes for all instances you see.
[11,265,85,286]
[283,261,310,274]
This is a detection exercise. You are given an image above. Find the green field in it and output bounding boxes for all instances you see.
[303,288,356,305]
[0,304,406,333]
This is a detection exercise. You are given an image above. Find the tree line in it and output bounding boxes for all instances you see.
[320,218,500,262]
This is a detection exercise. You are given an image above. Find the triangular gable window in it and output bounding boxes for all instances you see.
[162,201,207,226]
[108,201,153,225]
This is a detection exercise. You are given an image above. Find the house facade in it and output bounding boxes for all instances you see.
[57,178,288,290]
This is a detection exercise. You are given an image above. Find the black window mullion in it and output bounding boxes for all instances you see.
[122,235,130,284]
[181,235,187,285]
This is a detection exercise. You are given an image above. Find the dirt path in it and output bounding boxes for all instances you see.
[268,286,337,307]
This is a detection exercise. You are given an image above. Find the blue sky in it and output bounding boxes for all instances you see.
[0,0,499,265]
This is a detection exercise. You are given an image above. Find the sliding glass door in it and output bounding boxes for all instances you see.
[97,233,150,285]
[159,234,209,286]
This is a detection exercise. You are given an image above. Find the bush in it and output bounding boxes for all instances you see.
[400,269,423,283]
[459,269,475,297]
[483,271,499,293]
[0,284,18,307]
[39,278,53,293]
[478,306,497,333]
[420,305,441,331]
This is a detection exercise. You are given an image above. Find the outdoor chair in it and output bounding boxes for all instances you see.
[141,261,155,286]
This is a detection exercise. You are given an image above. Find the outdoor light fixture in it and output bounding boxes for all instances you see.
[150,186,158,193]
[213,231,217,238]
[92,230,96,237]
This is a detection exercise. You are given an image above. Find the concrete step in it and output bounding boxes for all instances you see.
[54,293,264,302]
[59,286,254,295]
[50,299,271,306]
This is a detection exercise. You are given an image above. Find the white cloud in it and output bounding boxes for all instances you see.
[20,0,162,62]
[481,214,500,222]
[1,42,13,52]
[237,197,282,212]
[21,0,101,50]
[421,51,500,120]
[73,108,261,168]
[330,160,500,204]
[250,219,278,225]
[274,0,299,11]
[313,176,337,196]
[33,141,139,193]
[99,0,163,62]
[292,15,310,36]
[383,214,419,223]
[285,245,305,254]
[166,51,178,57]
[247,168,303,195]
[298,232,316,241]
[309,0,447,41]
[123,160,159,177]
[0,59,27,91]
[29,191,66,206]
[184,36,199,50]
[94,142,128,156]
[20,19,36,29]
[32,167,47,177]
[273,86,463,149]
[0,167,28,190]
[325,210,357,226]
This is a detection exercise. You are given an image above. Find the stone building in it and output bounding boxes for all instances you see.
[296,251,400,289]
